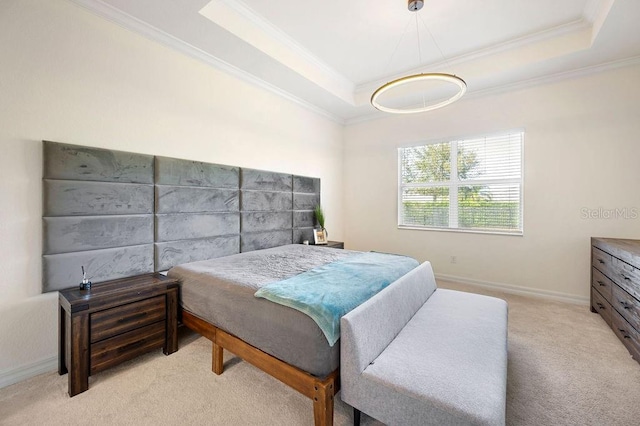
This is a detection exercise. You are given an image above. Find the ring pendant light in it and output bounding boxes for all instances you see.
[371,0,467,114]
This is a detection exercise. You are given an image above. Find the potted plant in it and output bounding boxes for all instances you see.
[313,205,328,244]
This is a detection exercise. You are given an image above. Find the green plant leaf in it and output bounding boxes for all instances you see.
[314,205,325,228]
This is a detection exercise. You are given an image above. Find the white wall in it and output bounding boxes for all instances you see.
[0,0,344,381]
[344,64,640,301]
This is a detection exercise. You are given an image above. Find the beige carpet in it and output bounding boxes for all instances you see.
[1,281,640,425]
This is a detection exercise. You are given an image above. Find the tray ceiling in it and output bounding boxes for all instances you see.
[71,0,640,123]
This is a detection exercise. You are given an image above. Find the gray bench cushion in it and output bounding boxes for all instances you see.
[341,262,438,377]
[358,289,508,425]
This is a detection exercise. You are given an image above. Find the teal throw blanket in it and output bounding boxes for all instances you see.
[254,252,419,346]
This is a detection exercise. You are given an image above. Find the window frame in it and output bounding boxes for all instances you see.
[397,130,525,236]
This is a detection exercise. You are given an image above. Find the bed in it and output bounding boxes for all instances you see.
[168,244,418,426]
[40,141,418,425]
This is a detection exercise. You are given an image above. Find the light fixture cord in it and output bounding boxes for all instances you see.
[415,12,425,108]
[415,13,422,65]
[382,16,414,77]
[418,13,456,74]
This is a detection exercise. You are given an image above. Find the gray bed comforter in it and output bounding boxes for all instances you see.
[168,244,357,377]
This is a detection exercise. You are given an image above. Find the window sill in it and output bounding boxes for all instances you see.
[398,225,523,237]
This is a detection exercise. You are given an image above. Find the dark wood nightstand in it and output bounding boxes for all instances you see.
[326,241,344,249]
[58,273,179,397]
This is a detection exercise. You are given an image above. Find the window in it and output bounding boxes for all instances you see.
[398,131,523,234]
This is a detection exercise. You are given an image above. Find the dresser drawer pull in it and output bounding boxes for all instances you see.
[619,302,631,310]
[618,328,631,338]
[622,275,631,281]
[598,259,605,264]
[596,302,605,309]
[597,280,606,286]
[117,312,148,324]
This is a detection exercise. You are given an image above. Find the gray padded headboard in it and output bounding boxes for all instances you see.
[42,141,155,292]
[292,175,321,244]
[155,165,320,262]
[154,156,240,270]
[240,169,294,252]
[42,141,321,292]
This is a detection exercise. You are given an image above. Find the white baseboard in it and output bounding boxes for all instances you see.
[0,355,58,389]
[435,273,590,305]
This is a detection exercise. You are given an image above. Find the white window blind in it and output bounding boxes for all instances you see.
[399,131,523,234]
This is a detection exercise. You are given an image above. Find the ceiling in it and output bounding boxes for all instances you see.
[71,0,640,123]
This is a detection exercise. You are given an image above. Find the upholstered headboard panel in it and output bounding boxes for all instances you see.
[239,169,294,252]
[42,141,321,291]
[42,142,155,292]
[154,156,240,270]
[292,176,321,245]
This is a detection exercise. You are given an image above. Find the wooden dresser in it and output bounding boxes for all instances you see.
[591,238,640,364]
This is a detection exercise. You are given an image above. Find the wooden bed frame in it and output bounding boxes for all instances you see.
[182,310,339,426]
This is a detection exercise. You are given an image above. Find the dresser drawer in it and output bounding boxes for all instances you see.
[592,248,613,276]
[91,295,166,343]
[90,321,166,374]
[609,258,640,301]
[591,287,612,326]
[592,267,614,302]
[611,309,640,361]
[612,285,640,331]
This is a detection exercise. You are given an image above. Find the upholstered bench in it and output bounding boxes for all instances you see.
[340,262,508,426]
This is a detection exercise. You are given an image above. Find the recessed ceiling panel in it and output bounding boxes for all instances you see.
[243,0,590,84]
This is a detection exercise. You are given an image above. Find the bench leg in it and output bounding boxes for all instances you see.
[353,408,361,426]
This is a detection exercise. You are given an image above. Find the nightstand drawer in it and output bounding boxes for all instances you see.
[90,321,165,374]
[91,296,166,343]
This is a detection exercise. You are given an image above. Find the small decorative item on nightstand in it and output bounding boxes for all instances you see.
[313,228,328,245]
[79,266,91,290]
[313,205,328,245]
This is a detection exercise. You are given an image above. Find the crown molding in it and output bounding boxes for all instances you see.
[345,55,640,126]
[467,55,640,99]
[585,0,616,42]
[355,18,591,95]
[67,0,345,124]
[584,0,614,23]
[219,0,354,92]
